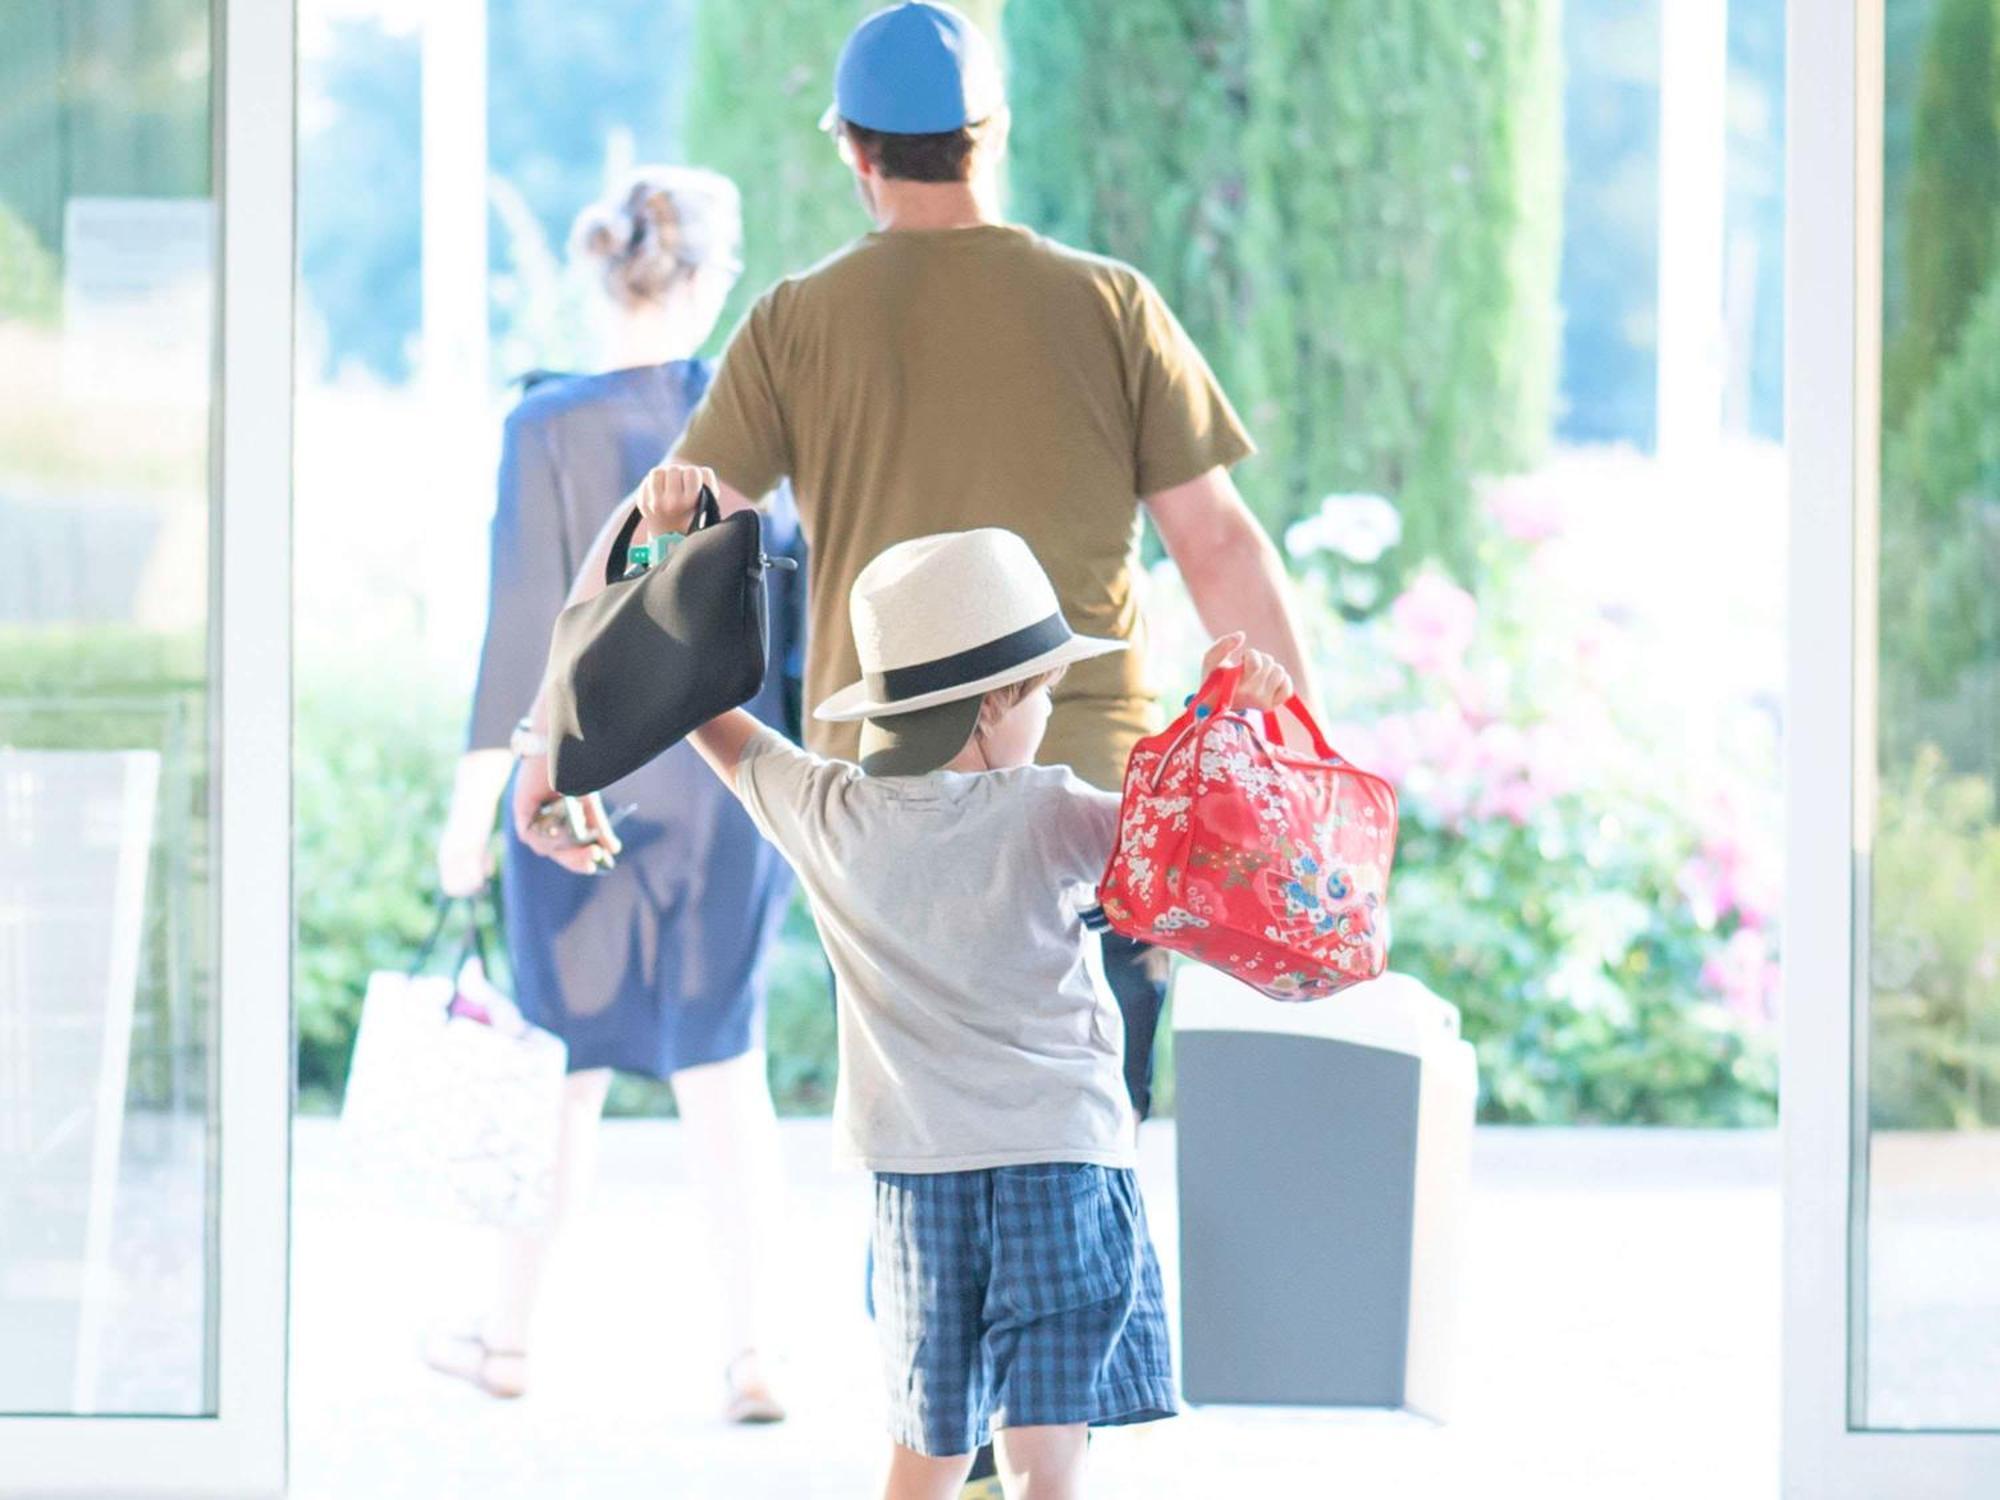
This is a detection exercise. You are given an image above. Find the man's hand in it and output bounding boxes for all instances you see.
[1201,631,1295,712]
[635,461,720,542]
[510,753,621,876]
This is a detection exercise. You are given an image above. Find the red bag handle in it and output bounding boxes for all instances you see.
[1261,695,1341,763]
[1145,662,1242,790]
[1190,660,1244,721]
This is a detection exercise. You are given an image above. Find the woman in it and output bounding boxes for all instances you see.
[432,166,800,1423]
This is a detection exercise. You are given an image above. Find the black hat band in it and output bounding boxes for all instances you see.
[866,611,1070,704]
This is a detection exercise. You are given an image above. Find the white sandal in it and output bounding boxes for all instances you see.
[723,1349,786,1425]
[423,1330,530,1400]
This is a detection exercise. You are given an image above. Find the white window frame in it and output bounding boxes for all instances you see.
[0,0,293,1492]
[1783,0,2000,1491]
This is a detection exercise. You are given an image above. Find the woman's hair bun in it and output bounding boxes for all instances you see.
[569,166,743,309]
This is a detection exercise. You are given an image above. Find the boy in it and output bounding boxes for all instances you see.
[631,463,1296,1500]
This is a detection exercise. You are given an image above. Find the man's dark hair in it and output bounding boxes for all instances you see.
[839,118,993,183]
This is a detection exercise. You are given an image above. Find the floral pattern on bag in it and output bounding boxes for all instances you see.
[1098,666,1399,1002]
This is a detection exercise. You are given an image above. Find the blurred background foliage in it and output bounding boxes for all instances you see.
[4,0,1830,1127]
[1872,0,2000,1127]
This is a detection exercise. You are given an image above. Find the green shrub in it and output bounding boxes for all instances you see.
[1869,749,2000,1128]
[293,660,464,1109]
[1147,466,1783,1126]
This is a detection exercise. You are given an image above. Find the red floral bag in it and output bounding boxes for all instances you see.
[1095,662,1399,1001]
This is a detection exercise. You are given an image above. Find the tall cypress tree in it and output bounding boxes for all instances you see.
[1886,0,2000,428]
[1240,0,1561,566]
[1006,2,1263,434]
[1006,0,1562,569]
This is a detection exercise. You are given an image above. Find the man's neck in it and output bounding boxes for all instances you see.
[870,176,1001,232]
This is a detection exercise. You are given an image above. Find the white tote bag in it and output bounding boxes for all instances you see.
[340,900,568,1229]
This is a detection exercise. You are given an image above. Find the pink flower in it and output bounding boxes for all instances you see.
[1701,927,1780,1024]
[1387,573,1479,676]
[1680,806,1782,929]
[1483,476,1568,544]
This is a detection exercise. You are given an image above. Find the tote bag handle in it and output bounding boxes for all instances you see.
[603,483,722,586]
[408,895,493,993]
[1260,695,1341,763]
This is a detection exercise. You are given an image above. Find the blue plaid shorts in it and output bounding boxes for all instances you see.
[870,1163,1178,1457]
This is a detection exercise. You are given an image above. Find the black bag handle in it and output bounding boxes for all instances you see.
[407,895,493,997]
[604,483,722,586]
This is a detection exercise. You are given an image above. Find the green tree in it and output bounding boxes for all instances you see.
[1885,0,2000,427]
[1006,2,1262,424]
[1005,0,1562,569]
[1879,261,2000,786]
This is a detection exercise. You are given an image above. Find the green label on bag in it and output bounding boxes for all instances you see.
[626,531,686,573]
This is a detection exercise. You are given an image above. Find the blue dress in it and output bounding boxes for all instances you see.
[467,361,803,1077]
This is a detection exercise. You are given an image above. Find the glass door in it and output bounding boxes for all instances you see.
[0,0,292,1493]
[1786,0,2000,1491]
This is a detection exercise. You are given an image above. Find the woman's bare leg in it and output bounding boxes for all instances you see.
[484,1067,613,1353]
[993,1424,1089,1500]
[671,1047,787,1394]
[885,1443,977,1500]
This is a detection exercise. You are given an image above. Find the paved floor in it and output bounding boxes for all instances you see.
[291,1120,1780,1499]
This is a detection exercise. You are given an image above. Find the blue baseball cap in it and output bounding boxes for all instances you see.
[821,2,1006,135]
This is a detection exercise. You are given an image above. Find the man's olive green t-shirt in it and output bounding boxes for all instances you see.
[674,223,1253,791]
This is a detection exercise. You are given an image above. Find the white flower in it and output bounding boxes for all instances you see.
[1285,492,1403,565]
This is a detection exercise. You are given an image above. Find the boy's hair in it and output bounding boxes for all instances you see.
[839,117,996,183]
[974,667,1065,733]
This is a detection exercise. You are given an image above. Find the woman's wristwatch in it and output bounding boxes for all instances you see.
[510,717,550,758]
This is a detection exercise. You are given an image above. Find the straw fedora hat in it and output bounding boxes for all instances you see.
[815,529,1126,775]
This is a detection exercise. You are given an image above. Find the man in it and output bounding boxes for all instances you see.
[522,0,1307,1111]
[671,0,1310,1119]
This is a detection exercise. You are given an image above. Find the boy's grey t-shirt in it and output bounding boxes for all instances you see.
[735,727,1135,1174]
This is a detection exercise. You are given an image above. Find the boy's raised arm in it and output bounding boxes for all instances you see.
[684,709,764,791]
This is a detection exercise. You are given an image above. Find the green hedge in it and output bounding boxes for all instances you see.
[1869,750,2000,1129]
[1006,0,1563,564]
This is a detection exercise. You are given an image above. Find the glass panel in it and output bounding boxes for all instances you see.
[0,0,218,1416]
[1859,0,2000,1431]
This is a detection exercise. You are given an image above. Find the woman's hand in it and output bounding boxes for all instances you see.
[510,752,622,876]
[436,748,514,896]
[436,821,494,897]
[635,461,719,541]
[1201,631,1295,712]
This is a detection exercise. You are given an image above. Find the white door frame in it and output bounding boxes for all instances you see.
[1783,0,2000,1491]
[0,0,293,1493]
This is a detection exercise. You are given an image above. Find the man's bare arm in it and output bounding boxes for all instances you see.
[1145,465,1314,703]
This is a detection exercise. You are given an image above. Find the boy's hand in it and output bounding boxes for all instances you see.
[635,461,719,541]
[1201,631,1295,712]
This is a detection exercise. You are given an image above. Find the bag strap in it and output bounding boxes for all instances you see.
[1260,695,1341,762]
[407,895,493,986]
[603,483,722,586]
[1146,661,1244,790]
